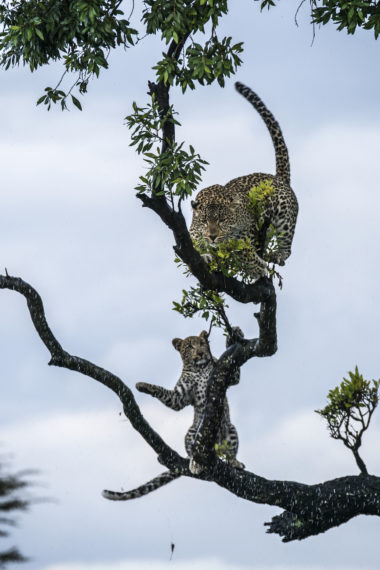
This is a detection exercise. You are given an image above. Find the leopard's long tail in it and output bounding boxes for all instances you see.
[235,82,290,185]
[102,470,179,501]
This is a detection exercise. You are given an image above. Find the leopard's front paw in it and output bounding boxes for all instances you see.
[228,458,245,470]
[269,252,286,266]
[226,326,244,347]
[201,252,213,264]
[189,458,204,475]
[136,382,153,394]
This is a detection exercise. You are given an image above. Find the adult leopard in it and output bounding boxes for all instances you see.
[190,82,298,280]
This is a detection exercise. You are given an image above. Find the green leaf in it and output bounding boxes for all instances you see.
[35,28,44,41]
[71,95,82,111]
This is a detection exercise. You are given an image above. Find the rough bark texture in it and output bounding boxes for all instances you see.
[1,274,380,542]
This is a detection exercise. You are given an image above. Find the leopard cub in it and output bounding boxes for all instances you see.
[136,330,244,474]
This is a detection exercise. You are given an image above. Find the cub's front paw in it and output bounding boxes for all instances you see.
[226,326,244,347]
[228,458,245,470]
[136,382,153,394]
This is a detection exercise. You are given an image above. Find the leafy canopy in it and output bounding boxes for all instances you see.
[255,0,380,38]
[0,0,243,109]
[0,0,138,109]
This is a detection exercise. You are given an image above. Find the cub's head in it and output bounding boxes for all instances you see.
[172,330,212,369]
[190,185,246,244]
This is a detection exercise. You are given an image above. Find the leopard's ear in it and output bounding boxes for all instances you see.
[191,200,199,210]
[172,338,183,351]
[200,330,209,340]
[231,194,244,205]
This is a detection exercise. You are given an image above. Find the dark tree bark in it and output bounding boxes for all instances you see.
[1,273,380,542]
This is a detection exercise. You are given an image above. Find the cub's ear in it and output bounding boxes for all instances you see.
[172,338,183,351]
[200,330,209,341]
[191,200,199,210]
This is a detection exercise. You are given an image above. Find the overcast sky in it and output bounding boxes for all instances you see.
[1,1,380,569]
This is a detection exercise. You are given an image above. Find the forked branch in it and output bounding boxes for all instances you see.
[2,273,380,542]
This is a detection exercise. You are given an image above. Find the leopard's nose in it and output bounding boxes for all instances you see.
[208,232,218,242]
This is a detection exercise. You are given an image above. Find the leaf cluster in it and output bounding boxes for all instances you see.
[142,0,229,39]
[215,439,234,461]
[312,0,380,38]
[193,236,257,282]
[173,284,228,330]
[316,366,379,450]
[254,0,380,39]
[248,178,275,219]
[248,179,283,265]
[0,0,137,108]
[142,0,243,90]
[154,35,243,91]
[127,97,208,198]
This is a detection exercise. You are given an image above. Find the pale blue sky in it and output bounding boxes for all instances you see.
[1,1,380,569]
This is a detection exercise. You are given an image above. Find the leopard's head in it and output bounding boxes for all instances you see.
[189,185,247,245]
[172,330,212,369]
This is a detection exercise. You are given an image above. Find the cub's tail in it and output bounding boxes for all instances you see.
[235,82,290,185]
[102,470,179,501]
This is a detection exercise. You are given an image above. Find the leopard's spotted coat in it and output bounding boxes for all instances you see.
[102,331,244,501]
[190,82,298,279]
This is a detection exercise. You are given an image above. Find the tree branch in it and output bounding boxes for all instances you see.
[138,192,275,304]
[191,291,277,469]
[0,274,182,470]
[211,462,380,542]
[139,33,274,307]
[1,274,380,542]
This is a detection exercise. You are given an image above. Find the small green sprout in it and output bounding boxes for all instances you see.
[248,178,275,219]
[215,440,235,462]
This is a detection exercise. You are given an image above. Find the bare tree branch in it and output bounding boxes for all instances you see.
[0,274,182,470]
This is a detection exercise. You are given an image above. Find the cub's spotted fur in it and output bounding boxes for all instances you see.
[190,82,298,280]
[102,331,244,501]
[137,330,244,474]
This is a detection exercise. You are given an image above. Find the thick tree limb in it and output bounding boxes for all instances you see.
[211,462,380,541]
[191,290,277,468]
[1,274,380,541]
[0,275,183,470]
[138,191,274,304]
[140,33,275,306]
